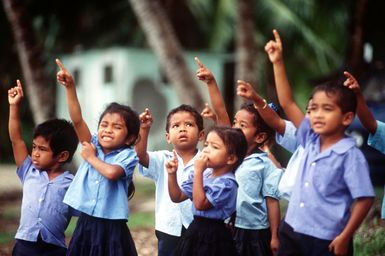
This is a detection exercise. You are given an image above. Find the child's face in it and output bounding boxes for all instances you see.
[166,111,203,151]
[308,91,353,136]
[97,112,129,153]
[31,136,58,170]
[232,109,258,151]
[202,131,232,169]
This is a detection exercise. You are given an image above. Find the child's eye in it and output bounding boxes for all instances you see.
[172,124,179,129]
[186,123,193,127]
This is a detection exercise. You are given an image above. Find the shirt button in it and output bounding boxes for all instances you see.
[38,218,42,222]
[39,198,44,202]
[299,202,305,208]
[304,182,309,187]
[311,162,316,166]
[95,180,99,184]
[92,199,96,203]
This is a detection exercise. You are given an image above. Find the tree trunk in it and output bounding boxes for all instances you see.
[346,0,368,70]
[128,0,204,109]
[234,0,259,109]
[3,0,54,124]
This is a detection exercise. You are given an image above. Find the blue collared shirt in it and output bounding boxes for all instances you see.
[63,134,138,220]
[235,152,282,229]
[139,150,199,236]
[276,120,300,154]
[15,156,75,248]
[285,118,375,240]
[181,169,238,220]
[367,120,385,219]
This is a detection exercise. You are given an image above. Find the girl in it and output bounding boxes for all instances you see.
[167,126,247,256]
[56,59,139,256]
[196,57,283,255]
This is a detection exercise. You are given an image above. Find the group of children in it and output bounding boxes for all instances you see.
[6,29,381,256]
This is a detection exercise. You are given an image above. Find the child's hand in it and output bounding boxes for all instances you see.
[8,80,24,106]
[195,57,215,84]
[343,71,361,94]
[328,234,350,256]
[265,29,283,64]
[201,103,218,123]
[165,150,178,174]
[56,58,75,88]
[139,108,153,129]
[236,80,258,101]
[194,154,208,174]
[80,141,97,161]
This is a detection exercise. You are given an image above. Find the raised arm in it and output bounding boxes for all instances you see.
[8,80,28,166]
[135,108,152,167]
[192,154,212,210]
[56,58,91,142]
[265,30,304,127]
[343,71,377,134]
[195,57,231,126]
[167,150,188,202]
[237,79,286,135]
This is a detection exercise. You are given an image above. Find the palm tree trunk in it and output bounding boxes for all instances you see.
[128,0,204,109]
[235,0,259,108]
[3,0,54,124]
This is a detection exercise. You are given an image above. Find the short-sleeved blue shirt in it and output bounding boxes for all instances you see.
[285,118,375,240]
[63,134,138,220]
[367,120,385,219]
[235,152,282,229]
[139,150,199,236]
[181,169,238,220]
[15,156,74,248]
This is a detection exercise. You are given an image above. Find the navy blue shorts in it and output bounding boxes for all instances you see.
[12,238,66,256]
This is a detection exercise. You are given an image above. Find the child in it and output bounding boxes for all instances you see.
[196,57,283,255]
[8,80,78,256]
[135,105,205,256]
[344,71,385,220]
[276,80,375,256]
[56,59,140,256]
[167,126,247,256]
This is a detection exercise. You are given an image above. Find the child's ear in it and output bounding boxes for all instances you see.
[342,112,354,126]
[57,151,70,163]
[254,132,267,145]
[165,132,171,144]
[198,130,205,141]
[226,154,238,166]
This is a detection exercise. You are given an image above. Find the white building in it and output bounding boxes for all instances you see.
[56,47,231,163]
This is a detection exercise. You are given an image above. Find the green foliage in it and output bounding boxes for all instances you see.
[354,218,385,256]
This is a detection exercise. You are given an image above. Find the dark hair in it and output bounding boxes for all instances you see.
[239,102,275,148]
[98,102,140,147]
[165,104,204,132]
[33,119,78,163]
[209,126,247,171]
[311,80,357,114]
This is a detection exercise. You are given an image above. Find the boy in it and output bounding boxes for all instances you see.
[135,105,204,256]
[8,80,78,256]
[277,81,375,256]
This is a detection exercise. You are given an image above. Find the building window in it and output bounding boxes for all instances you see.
[104,65,113,84]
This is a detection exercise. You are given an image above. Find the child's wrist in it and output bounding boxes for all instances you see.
[254,99,267,110]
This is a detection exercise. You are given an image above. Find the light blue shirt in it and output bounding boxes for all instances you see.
[286,118,375,240]
[16,156,74,248]
[276,120,304,200]
[181,169,238,220]
[235,152,282,229]
[63,134,138,220]
[139,150,199,236]
[368,120,385,219]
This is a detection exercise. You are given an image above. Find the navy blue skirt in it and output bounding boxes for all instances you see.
[67,213,137,256]
[175,216,238,256]
[233,227,272,256]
